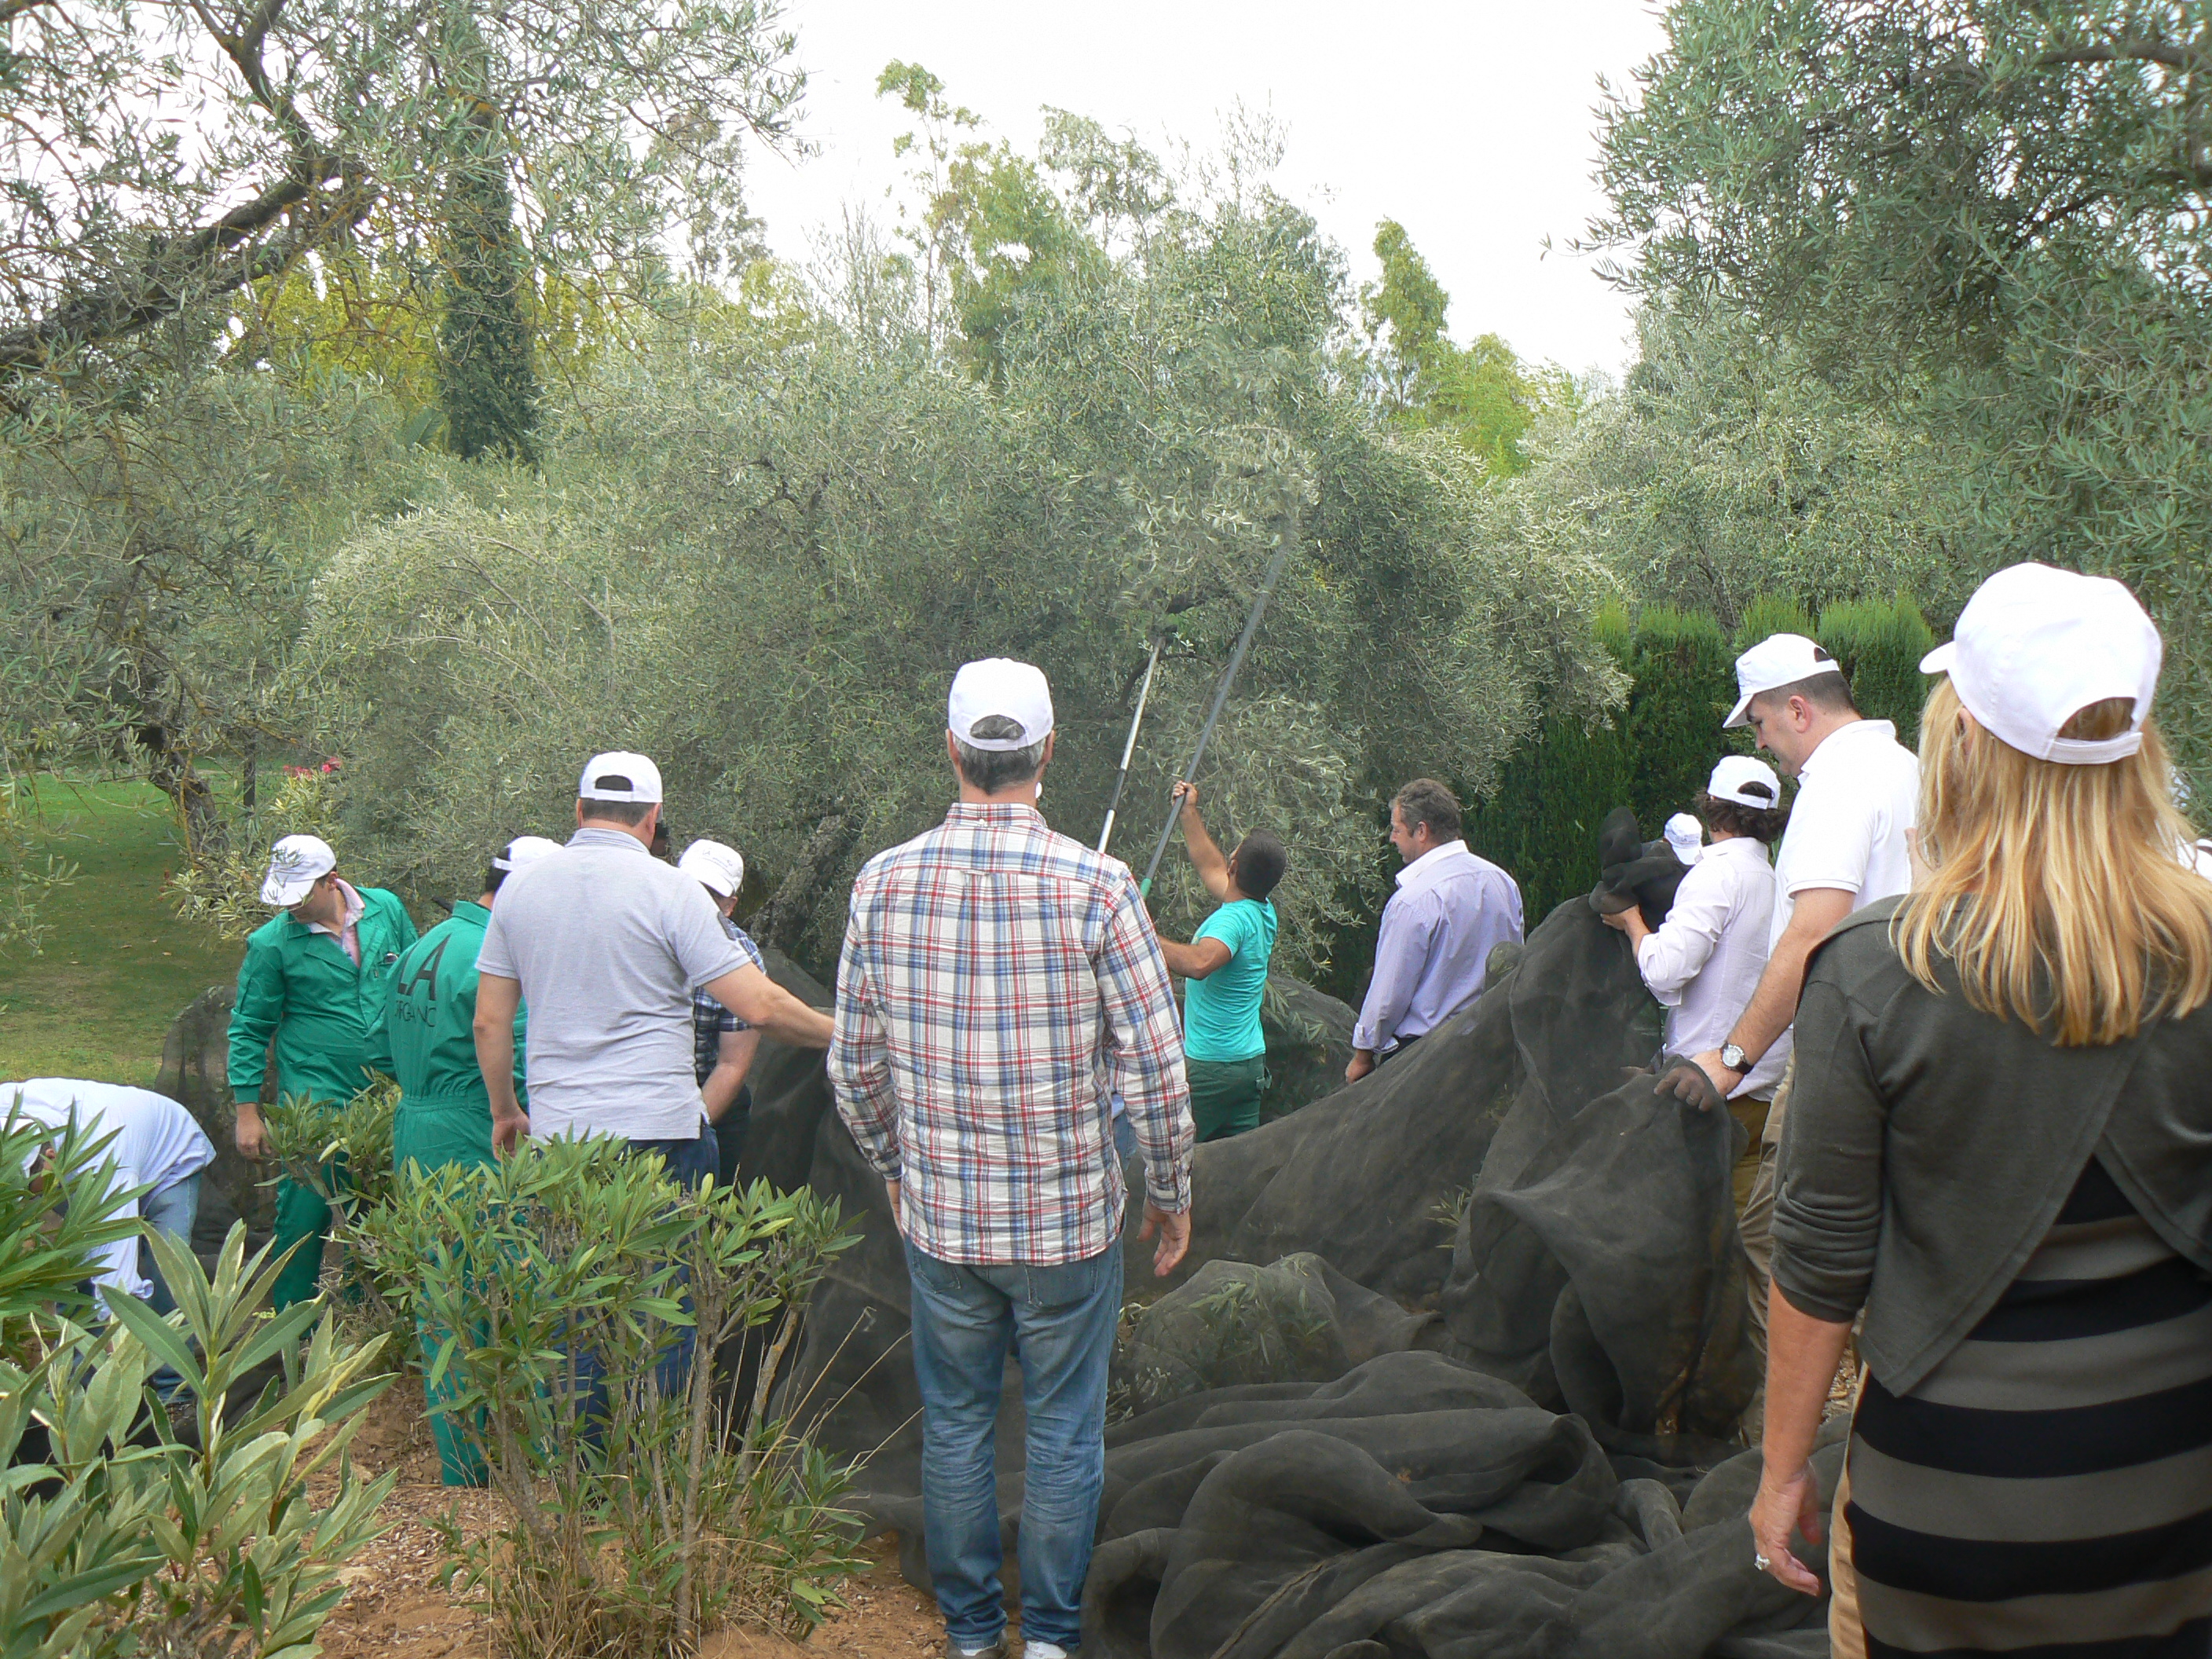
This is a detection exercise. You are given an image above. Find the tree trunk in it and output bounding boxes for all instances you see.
[750,811,856,955]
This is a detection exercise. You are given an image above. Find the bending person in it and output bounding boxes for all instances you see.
[1603,756,1789,1210]
[1754,564,2212,1654]
[1152,781,1285,1143]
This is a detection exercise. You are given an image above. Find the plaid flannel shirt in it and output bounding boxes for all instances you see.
[691,916,764,1086]
[828,801,1193,1266]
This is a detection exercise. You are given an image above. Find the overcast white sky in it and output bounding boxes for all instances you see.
[743,1,1672,377]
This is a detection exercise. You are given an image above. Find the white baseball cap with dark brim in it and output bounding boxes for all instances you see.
[579,750,663,804]
[947,659,1054,751]
[1707,754,1785,809]
[1724,634,1845,729]
[493,835,562,873]
[677,839,746,899]
[1921,562,2161,765]
[261,833,337,906]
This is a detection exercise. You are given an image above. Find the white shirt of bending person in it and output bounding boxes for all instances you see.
[1632,837,1788,1099]
[5,1079,216,1309]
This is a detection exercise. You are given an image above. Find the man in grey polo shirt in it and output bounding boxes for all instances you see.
[473,749,833,1188]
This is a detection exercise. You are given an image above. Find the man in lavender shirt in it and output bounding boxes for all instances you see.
[1346,778,1523,1082]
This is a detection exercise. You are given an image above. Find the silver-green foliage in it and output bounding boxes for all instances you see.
[283,163,1618,974]
[1480,298,1978,634]
[346,1137,862,1652]
[1591,0,2212,790]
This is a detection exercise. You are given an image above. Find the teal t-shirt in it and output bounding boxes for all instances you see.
[1182,898,1277,1063]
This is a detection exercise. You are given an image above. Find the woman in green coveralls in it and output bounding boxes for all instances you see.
[384,834,556,1484]
[227,835,416,1310]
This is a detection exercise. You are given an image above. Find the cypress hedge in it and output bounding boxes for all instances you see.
[1818,596,1936,746]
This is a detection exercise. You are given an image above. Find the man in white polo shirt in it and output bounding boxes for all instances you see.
[471,750,833,1187]
[1671,635,1919,1359]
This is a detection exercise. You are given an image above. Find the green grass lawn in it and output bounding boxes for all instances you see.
[1,778,244,1086]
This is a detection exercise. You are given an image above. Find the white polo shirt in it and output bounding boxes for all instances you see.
[1771,718,1921,950]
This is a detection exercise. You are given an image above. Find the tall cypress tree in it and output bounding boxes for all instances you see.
[436,86,539,463]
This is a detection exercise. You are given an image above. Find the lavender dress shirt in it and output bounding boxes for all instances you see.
[1353,840,1525,1054]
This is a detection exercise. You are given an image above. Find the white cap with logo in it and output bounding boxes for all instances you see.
[677,838,746,899]
[578,751,663,804]
[1707,754,1784,809]
[1921,562,2161,765]
[1664,812,1705,866]
[261,833,337,907]
[1724,634,1844,729]
[493,834,562,873]
[947,658,1054,751]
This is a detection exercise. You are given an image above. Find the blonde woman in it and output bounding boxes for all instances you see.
[1752,563,2212,1655]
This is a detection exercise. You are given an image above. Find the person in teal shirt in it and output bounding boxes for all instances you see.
[384,833,555,1485]
[1152,782,1287,1142]
[227,834,416,1310]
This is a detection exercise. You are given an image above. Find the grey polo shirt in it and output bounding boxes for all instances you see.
[477,826,750,1141]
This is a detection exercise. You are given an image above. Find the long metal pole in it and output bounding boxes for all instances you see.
[1139,517,1298,893]
[1097,639,1163,853]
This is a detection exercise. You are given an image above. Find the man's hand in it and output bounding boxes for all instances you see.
[233,1102,267,1159]
[492,1107,529,1159]
[885,1178,904,1238]
[1173,779,1199,814]
[1686,1049,1745,1104]
[1659,1057,1728,1111]
[1139,1201,1191,1276]
[1601,905,1650,944]
[1345,1049,1375,1084]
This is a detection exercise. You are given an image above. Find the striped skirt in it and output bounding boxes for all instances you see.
[1847,1157,2212,1656]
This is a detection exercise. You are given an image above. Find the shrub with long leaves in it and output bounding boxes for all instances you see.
[347,1137,863,1655]
[0,1219,394,1659]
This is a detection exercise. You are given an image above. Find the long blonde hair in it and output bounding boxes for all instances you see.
[1895,677,2212,1046]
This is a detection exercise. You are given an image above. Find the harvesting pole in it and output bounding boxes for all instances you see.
[1097,639,1163,854]
[1138,515,1298,895]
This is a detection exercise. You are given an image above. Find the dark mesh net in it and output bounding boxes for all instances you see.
[744,813,1828,1654]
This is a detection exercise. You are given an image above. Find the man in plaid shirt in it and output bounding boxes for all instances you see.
[830,658,1193,1659]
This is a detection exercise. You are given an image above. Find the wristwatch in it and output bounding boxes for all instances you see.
[1720,1042,1749,1074]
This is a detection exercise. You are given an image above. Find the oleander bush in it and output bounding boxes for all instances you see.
[0,1106,394,1658]
[347,1136,863,1657]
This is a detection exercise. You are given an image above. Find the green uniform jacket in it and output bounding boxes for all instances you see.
[227,885,418,1107]
[387,901,527,1111]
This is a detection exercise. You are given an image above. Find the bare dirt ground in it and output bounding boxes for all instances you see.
[313,1387,944,1659]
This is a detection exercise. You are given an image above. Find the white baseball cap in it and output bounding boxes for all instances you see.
[493,834,562,873]
[578,750,663,804]
[261,834,337,906]
[678,838,746,899]
[947,659,1054,751]
[1707,754,1784,809]
[1724,634,1845,728]
[1664,812,1705,865]
[1921,562,2161,765]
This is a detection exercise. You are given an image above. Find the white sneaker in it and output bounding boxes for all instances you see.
[1022,1644,1069,1659]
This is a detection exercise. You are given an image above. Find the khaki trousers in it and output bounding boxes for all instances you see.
[1738,1057,1794,1358]
[1829,1452,1866,1658]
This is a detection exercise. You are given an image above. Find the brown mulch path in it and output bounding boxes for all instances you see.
[312,1386,944,1659]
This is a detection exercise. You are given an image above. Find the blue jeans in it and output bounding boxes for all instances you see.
[141,1173,202,1403]
[141,1173,203,1315]
[905,1237,1122,1652]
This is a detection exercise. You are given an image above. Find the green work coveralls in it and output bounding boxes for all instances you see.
[385,898,526,1485]
[226,885,416,1309]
